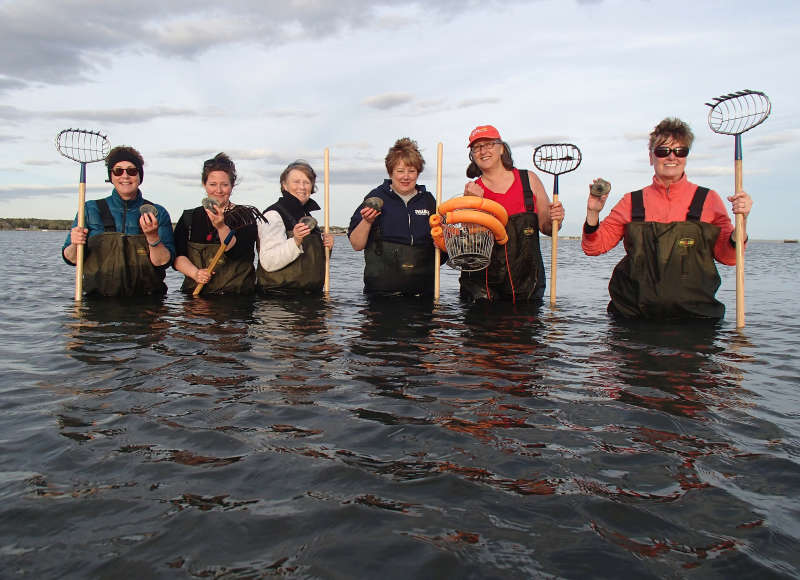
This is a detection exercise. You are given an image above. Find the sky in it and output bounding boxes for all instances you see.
[0,0,798,239]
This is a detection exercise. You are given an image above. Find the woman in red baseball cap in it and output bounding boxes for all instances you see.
[460,125,564,302]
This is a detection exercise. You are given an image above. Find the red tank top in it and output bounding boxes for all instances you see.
[476,169,534,215]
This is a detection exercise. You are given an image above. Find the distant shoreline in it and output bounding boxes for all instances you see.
[0,219,793,242]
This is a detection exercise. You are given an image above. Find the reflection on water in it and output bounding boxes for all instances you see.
[0,232,799,578]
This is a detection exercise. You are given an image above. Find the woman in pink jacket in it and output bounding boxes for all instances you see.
[582,118,752,319]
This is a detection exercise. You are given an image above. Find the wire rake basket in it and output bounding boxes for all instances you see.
[443,221,495,271]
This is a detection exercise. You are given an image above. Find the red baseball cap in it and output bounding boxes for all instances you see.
[468,125,502,147]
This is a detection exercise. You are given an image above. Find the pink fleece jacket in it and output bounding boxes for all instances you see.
[582,174,740,265]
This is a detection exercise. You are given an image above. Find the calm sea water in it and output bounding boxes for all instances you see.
[1,231,798,579]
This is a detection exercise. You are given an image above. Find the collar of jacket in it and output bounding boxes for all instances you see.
[278,191,320,219]
[650,172,690,196]
[380,179,428,200]
[110,188,144,207]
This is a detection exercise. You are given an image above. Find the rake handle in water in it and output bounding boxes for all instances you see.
[550,183,559,308]
[533,144,582,308]
[706,89,771,328]
[734,141,745,328]
[74,164,87,301]
[324,148,330,294]
[434,143,443,301]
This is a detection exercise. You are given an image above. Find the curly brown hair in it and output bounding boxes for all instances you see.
[385,138,425,175]
[648,118,695,151]
[202,152,237,186]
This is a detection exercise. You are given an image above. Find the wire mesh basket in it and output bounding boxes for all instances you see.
[443,221,495,271]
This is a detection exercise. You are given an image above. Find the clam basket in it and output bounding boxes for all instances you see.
[443,221,495,271]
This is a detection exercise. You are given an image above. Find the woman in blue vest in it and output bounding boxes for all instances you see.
[347,138,439,296]
[62,146,175,296]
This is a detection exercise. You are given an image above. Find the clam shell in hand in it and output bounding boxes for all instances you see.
[299,216,317,230]
[590,179,611,198]
[364,197,384,211]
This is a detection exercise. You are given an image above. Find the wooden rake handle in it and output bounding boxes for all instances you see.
[192,230,234,297]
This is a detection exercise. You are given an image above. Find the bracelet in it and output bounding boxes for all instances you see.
[149,238,162,247]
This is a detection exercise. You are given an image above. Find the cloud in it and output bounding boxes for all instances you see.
[747,131,798,152]
[510,136,573,148]
[158,147,301,164]
[691,165,770,178]
[0,182,107,201]
[0,104,201,124]
[0,75,27,93]
[0,1,481,86]
[456,97,502,108]
[623,132,650,142]
[362,93,415,110]
[52,106,199,124]
[0,105,26,121]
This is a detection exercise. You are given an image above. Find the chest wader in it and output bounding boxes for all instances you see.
[82,199,166,296]
[459,171,546,302]
[608,187,724,319]
[178,209,255,295]
[364,228,435,295]
[256,205,326,294]
[180,242,255,294]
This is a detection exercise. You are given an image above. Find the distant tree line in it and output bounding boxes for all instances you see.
[0,218,350,233]
[0,218,72,231]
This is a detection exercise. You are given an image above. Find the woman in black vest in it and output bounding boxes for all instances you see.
[173,153,257,294]
[460,125,564,302]
[256,160,334,294]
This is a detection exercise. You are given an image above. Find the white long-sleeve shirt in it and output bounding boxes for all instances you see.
[256,210,303,272]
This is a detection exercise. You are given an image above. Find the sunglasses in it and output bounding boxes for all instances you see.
[652,146,689,158]
[111,167,139,176]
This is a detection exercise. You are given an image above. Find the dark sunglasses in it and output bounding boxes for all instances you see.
[652,146,689,158]
[111,167,139,176]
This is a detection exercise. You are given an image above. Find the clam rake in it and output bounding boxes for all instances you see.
[55,129,111,301]
[706,89,771,328]
[533,144,582,307]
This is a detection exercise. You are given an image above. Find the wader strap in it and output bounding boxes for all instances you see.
[630,190,645,222]
[686,187,710,222]
[520,170,535,213]
[95,199,117,232]
[181,209,194,239]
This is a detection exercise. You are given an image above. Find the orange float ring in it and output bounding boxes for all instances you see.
[444,209,508,245]
[437,196,508,226]
[429,224,447,252]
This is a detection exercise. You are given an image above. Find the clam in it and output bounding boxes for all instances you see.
[590,178,611,198]
[201,197,219,215]
[139,203,157,216]
[299,216,318,230]
[363,196,384,211]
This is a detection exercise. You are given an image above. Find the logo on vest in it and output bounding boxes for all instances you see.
[523,227,535,236]
[136,247,148,255]
[414,209,430,216]
[678,237,696,248]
